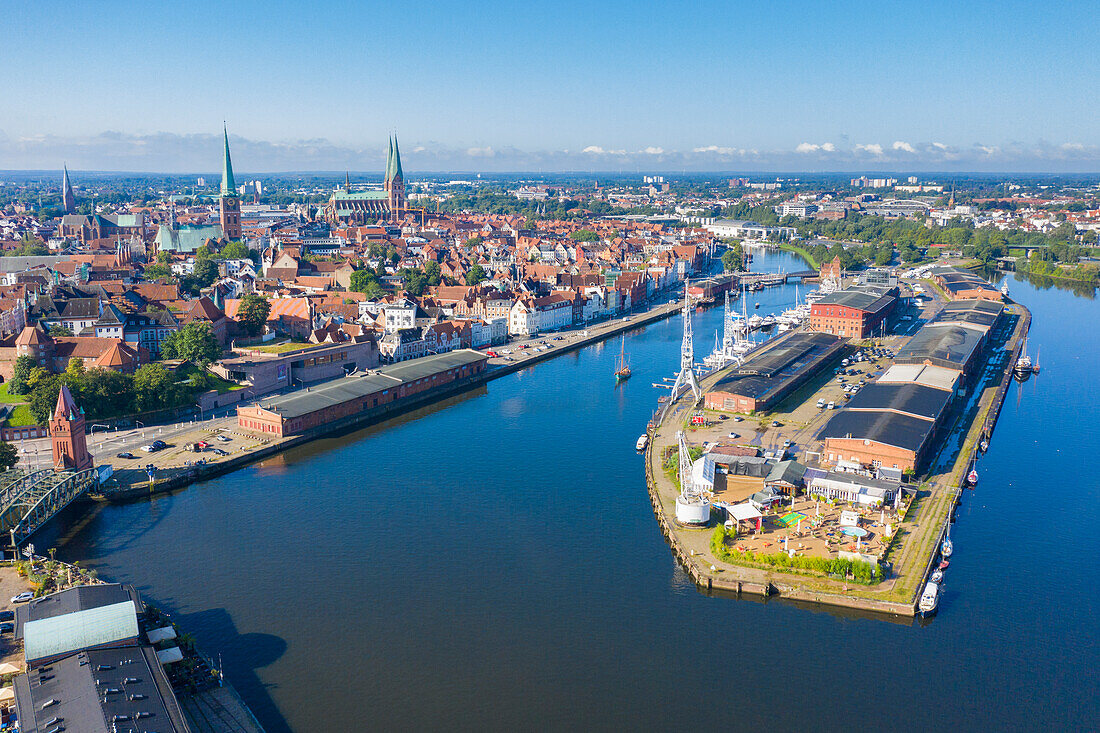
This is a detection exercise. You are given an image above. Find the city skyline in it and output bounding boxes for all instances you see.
[3,0,1099,172]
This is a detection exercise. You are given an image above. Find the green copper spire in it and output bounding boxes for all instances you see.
[385,135,403,184]
[221,123,237,196]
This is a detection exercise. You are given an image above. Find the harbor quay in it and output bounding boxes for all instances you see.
[93,294,685,500]
[644,271,1030,617]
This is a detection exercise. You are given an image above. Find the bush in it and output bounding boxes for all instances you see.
[711,525,883,584]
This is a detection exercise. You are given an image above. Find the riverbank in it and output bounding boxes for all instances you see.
[778,243,820,269]
[99,295,685,501]
[643,301,1031,617]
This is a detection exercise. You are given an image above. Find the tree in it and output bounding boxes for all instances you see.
[133,364,185,412]
[0,440,17,470]
[570,229,599,242]
[8,355,36,395]
[401,269,427,296]
[191,259,219,288]
[465,264,487,286]
[220,241,250,260]
[64,358,86,389]
[423,260,442,286]
[47,324,74,337]
[161,322,221,364]
[236,294,271,336]
[79,368,135,418]
[721,245,744,272]
[350,269,388,299]
[144,264,173,280]
[28,375,64,426]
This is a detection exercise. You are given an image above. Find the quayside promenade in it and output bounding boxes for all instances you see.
[96,295,684,500]
[644,298,1030,616]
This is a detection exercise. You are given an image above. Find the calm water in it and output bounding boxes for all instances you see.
[43,252,1100,731]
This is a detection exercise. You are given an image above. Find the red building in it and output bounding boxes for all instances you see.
[50,385,93,472]
[807,286,898,339]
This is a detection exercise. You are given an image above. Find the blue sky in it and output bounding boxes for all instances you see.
[2,0,1098,172]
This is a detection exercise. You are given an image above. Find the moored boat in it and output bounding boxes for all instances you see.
[931,568,944,583]
[635,434,648,451]
[615,335,632,382]
[918,581,940,617]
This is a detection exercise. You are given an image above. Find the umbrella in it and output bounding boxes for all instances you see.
[0,686,13,703]
[0,663,21,675]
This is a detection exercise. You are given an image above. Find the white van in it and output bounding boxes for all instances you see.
[827,401,836,410]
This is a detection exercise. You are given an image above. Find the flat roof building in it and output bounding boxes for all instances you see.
[807,284,898,339]
[237,349,489,437]
[705,332,845,413]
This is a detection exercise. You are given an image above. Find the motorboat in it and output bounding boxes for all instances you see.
[918,581,940,617]
[635,435,648,451]
[931,568,944,583]
[967,468,979,486]
[941,536,953,558]
[938,560,950,571]
[980,439,989,453]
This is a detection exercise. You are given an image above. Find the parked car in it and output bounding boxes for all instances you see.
[485,351,498,358]
[141,445,156,453]
[10,592,33,604]
[771,421,782,427]
[0,623,13,634]
[732,416,743,422]
[152,440,167,449]
[0,610,14,622]
[216,435,231,442]
[827,401,836,410]
[727,432,739,439]
[116,452,135,459]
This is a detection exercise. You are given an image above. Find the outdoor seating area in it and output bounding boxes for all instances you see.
[718,494,901,560]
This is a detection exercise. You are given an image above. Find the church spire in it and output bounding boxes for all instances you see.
[221,123,237,196]
[385,135,403,184]
[345,170,351,190]
[62,164,76,214]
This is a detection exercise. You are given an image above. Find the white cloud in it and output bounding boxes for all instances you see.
[466,146,495,157]
[892,141,916,153]
[693,145,739,154]
[641,146,665,155]
[932,142,949,150]
[855,143,885,156]
[795,142,835,153]
[977,145,999,156]
[821,142,836,152]
[1061,142,1085,151]
[582,145,606,154]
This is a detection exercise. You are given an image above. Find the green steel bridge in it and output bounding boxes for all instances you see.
[0,466,100,547]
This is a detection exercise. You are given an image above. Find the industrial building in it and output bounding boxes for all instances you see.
[237,349,488,437]
[929,267,1003,301]
[13,584,191,733]
[819,299,1002,473]
[807,284,899,339]
[705,331,845,413]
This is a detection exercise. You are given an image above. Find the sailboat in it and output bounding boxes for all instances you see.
[941,519,953,558]
[615,335,631,382]
[1014,338,1033,379]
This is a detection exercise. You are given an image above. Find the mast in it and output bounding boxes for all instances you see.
[670,284,701,401]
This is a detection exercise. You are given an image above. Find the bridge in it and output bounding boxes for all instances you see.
[0,467,100,547]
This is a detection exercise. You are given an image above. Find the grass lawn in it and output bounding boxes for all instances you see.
[175,364,246,394]
[5,404,36,427]
[0,384,27,404]
[246,341,323,354]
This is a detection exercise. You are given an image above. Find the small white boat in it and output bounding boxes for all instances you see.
[931,569,944,583]
[918,581,940,617]
[967,468,979,486]
[941,536,953,558]
[635,435,648,451]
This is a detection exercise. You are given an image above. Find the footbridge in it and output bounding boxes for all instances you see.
[0,467,100,547]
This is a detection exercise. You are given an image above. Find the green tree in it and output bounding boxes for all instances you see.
[48,325,74,337]
[28,375,64,425]
[8,355,36,395]
[0,440,17,470]
[220,241,250,260]
[191,259,219,288]
[423,260,442,286]
[721,242,744,272]
[401,269,427,296]
[79,368,135,418]
[236,294,271,336]
[133,364,185,412]
[144,263,173,280]
[465,264,487,286]
[160,322,221,364]
[570,229,599,242]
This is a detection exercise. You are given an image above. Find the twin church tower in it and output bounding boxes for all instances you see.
[220,125,407,231]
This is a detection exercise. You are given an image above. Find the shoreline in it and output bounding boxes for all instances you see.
[643,300,1031,617]
[98,296,685,502]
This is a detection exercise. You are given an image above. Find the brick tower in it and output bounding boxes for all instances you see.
[62,164,76,214]
[384,135,406,223]
[50,385,93,472]
[219,124,242,240]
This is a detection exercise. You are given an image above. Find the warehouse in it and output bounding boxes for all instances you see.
[819,408,939,472]
[704,332,845,413]
[929,267,1003,301]
[237,349,489,437]
[894,321,986,378]
[807,285,898,338]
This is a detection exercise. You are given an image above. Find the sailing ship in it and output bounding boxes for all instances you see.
[1014,338,1034,378]
[615,335,631,382]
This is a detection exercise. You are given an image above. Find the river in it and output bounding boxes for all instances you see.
[41,250,1100,731]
